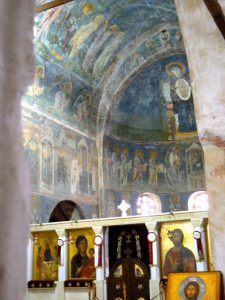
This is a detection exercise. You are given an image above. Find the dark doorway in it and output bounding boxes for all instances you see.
[49,200,85,222]
[107,257,150,300]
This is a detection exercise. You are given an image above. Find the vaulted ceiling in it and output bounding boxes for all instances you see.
[24,0,197,142]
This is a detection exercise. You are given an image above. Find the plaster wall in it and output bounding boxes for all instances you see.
[175,0,225,294]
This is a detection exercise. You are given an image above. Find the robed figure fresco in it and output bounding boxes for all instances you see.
[164,229,196,276]
[162,61,197,139]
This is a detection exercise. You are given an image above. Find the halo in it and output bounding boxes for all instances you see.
[82,3,94,14]
[179,276,206,300]
[121,146,128,155]
[135,149,144,158]
[165,62,186,76]
[149,150,158,158]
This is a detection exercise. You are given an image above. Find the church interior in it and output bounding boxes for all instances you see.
[1,1,225,300]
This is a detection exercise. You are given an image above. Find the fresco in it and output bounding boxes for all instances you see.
[103,189,193,218]
[105,54,197,142]
[23,107,98,223]
[24,0,182,136]
[103,135,205,195]
[25,0,203,221]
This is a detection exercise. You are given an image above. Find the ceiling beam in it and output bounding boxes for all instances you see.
[203,0,225,39]
[35,0,73,14]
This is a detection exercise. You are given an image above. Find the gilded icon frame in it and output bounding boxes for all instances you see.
[166,271,221,300]
[68,228,96,280]
[159,221,197,278]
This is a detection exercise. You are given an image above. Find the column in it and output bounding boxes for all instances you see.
[92,226,105,300]
[26,233,34,281]
[0,1,34,300]
[145,222,161,300]
[55,229,68,281]
[191,218,208,271]
[55,229,68,300]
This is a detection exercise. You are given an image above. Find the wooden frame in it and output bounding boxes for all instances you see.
[166,271,221,299]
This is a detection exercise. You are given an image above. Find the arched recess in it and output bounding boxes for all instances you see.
[188,191,209,211]
[49,200,85,222]
[136,192,162,215]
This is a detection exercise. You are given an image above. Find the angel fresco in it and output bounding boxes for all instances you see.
[161,62,197,137]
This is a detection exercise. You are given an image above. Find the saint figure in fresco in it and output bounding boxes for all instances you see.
[149,150,159,188]
[169,194,181,212]
[103,143,111,181]
[27,65,45,97]
[119,146,131,186]
[131,149,147,184]
[54,80,72,112]
[164,228,196,276]
[165,144,184,190]
[41,141,53,190]
[71,235,95,278]
[110,145,120,184]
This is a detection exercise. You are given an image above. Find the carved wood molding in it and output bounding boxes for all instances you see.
[203,0,225,39]
[35,0,73,13]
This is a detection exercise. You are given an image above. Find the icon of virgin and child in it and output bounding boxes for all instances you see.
[71,235,95,278]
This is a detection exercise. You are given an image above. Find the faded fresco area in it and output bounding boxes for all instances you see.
[23,0,206,221]
[103,189,193,218]
[23,107,98,223]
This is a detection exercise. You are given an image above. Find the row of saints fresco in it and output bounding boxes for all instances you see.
[103,137,205,193]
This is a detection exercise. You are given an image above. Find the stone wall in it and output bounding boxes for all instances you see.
[175,0,225,295]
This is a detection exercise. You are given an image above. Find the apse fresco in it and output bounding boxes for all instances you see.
[106,54,197,142]
[23,0,181,135]
[23,107,98,223]
[103,189,193,218]
[103,135,205,194]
